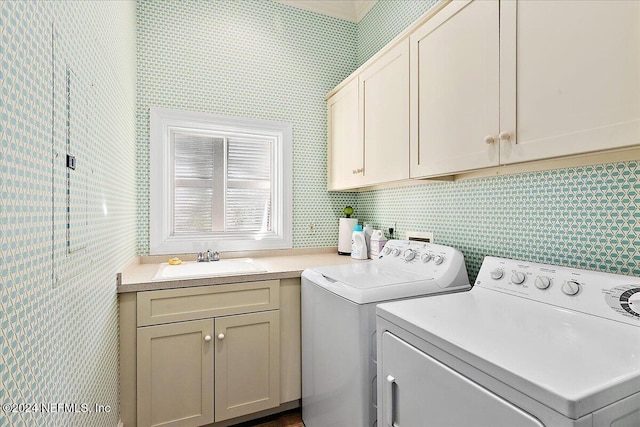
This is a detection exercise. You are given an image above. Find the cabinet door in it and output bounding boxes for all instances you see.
[137,319,214,427]
[215,310,280,422]
[360,38,410,185]
[410,0,500,178]
[327,78,363,190]
[500,0,640,164]
[279,278,301,403]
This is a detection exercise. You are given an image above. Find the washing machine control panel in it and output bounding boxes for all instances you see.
[377,240,467,283]
[475,256,640,326]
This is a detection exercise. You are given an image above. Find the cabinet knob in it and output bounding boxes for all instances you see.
[204,335,212,342]
[217,333,225,340]
[484,135,496,144]
[499,131,512,141]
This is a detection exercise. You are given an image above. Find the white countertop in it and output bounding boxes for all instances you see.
[118,247,368,293]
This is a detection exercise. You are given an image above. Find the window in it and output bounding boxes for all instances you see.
[150,107,292,254]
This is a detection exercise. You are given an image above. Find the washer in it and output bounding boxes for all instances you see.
[377,256,640,427]
[301,240,470,427]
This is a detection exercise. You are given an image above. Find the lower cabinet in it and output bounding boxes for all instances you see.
[137,319,215,427]
[137,311,280,427]
[214,311,280,422]
[121,279,297,427]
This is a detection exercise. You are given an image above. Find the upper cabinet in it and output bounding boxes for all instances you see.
[499,0,640,165]
[410,0,640,178]
[409,0,500,178]
[360,39,410,186]
[327,39,409,190]
[329,0,640,185]
[327,78,362,190]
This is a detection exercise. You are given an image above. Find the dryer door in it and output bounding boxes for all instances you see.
[380,332,545,427]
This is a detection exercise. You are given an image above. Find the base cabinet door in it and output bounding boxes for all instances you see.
[137,319,214,427]
[214,310,280,422]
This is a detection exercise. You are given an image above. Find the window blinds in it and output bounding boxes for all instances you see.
[172,132,272,234]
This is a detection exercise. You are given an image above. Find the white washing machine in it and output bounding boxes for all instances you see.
[377,256,640,427]
[301,240,470,427]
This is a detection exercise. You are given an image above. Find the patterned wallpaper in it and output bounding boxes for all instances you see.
[357,163,640,281]
[357,0,436,66]
[1,1,137,426]
[136,0,358,254]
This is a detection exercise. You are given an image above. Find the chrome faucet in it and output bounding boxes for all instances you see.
[198,250,220,262]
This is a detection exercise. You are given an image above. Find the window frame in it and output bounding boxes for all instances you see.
[149,107,292,255]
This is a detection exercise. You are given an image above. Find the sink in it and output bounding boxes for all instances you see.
[153,258,267,281]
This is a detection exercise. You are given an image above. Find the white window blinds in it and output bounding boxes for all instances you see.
[226,137,272,232]
[172,132,273,235]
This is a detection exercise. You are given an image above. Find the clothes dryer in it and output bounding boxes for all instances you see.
[377,256,640,427]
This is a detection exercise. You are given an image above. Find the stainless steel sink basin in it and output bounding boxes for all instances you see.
[153,258,267,281]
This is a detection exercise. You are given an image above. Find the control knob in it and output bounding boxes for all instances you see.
[392,248,401,257]
[433,255,444,265]
[490,269,504,280]
[511,271,526,285]
[534,276,551,290]
[403,249,416,262]
[562,280,581,296]
[382,247,392,255]
[420,253,432,263]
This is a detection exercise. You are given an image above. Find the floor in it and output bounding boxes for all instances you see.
[232,409,304,427]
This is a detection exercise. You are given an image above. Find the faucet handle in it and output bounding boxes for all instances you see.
[205,250,219,262]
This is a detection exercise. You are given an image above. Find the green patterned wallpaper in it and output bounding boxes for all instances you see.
[136,0,358,254]
[1,1,137,426]
[357,0,436,66]
[356,164,640,280]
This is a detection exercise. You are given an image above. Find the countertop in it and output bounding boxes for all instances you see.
[117,247,368,293]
